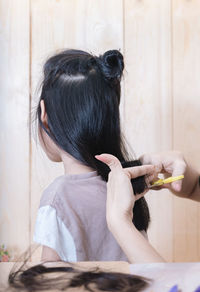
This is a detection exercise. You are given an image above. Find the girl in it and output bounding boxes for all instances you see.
[34,49,153,262]
[8,154,164,292]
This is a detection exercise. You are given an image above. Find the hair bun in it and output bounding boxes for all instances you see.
[97,50,124,81]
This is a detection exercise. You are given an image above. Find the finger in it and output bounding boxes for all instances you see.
[145,173,159,187]
[171,161,186,192]
[95,153,123,171]
[135,194,145,201]
[140,154,162,173]
[150,183,170,191]
[139,153,152,165]
[159,169,171,174]
[149,185,163,191]
[135,189,148,201]
[124,165,155,179]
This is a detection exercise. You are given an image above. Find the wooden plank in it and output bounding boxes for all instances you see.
[30,0,123,260]
[173,0,200,262]
[0,0,30,259]
[124,0,173,261]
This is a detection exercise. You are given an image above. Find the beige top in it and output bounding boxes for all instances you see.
[34,171,146,262]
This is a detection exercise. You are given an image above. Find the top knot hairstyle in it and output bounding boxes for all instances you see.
[37,49,150,231]
[96,50,124,80]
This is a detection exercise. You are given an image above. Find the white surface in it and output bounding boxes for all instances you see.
[130,262,200,292]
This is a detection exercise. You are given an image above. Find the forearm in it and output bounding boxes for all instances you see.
[172,164,200,201]
[108,218,165,263]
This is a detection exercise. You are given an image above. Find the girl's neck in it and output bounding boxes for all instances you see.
[60,152,95,175]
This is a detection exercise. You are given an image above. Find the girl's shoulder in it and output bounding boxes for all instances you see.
[39,171,106,208]
[39,175,72,208]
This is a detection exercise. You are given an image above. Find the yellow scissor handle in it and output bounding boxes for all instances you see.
[150,175,184,187]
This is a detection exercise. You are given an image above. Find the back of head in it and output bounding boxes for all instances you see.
[37,49,125,179]
[37,49,150,231]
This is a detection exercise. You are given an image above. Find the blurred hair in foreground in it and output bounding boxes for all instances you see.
[1,245,151,292]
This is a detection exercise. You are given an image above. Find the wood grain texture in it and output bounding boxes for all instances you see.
[1,0,200,263]
[124,0,173,261]
[0,0,30,258]
[172,0,200,262]
[30,0,123,260]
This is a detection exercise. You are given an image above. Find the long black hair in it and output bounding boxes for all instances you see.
[37,49,150,231]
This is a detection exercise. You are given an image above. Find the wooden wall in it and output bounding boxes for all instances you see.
[0,0,200,262]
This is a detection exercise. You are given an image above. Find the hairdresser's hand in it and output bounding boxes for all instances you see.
[140,151,186,192]
[140,151,200,201]
[95,154,155,225]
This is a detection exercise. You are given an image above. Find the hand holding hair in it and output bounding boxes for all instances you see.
[95,153,155,225]
[95,154,164,263]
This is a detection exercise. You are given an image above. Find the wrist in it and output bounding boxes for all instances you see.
[187,173,200,201]
[107,214,133,234]
[182,165,200,199]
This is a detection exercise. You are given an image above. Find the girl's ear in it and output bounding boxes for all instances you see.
[40,100,48,129]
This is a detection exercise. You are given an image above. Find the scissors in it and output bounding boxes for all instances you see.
[149,175,184,188]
